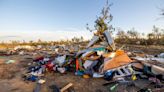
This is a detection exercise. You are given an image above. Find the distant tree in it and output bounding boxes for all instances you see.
[75,38,80,43]
[23,40,26,44]
[127,28,140,39]
[11,40,19,45]
[147,33,154,39]
[37,39,42,43]
[116,28,127,39]
[71,37,75,42]
[80,36,84,42]
[160,29,164,44]
[152,25,162,40]
[115,28,128,44]
[141,33,145,38]
[146,25,164,45]
[161,29,164,37]
[29,40,33,45]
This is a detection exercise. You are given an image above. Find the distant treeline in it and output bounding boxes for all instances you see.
[0,36,88,47]
[0,25,164,47]
[115,25,164,45]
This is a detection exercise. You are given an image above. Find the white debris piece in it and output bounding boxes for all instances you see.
[55,55,66,66]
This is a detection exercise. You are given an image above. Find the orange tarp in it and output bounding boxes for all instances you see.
[104,50,133,71]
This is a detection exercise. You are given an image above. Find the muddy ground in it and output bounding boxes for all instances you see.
[0,45,164,92]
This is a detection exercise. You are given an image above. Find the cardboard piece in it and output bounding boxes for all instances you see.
[104,50,133,71]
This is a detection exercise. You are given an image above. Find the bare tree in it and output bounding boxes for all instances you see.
[127,28,140,39]
[116,28,127,39]
[115,28,128,44]
[86,0,114,35]
[147,33,154,40]
[152,25,162,40]
[80,36,84,42]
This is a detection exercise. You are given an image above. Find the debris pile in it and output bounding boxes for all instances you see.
[22,29,164,91]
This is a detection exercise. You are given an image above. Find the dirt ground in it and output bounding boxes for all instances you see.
[0,45,164,92]
[0,55,108,92]
[121,44,164,55]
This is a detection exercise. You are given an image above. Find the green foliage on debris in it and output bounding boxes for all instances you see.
[86,0,114,35]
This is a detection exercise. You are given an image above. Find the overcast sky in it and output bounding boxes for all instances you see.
[0,0,164,42]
